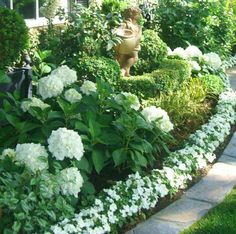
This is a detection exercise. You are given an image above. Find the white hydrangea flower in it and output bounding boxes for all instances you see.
[167,47,173,56]
[16,143,48,173]
[203,52,222,70]
[60,167,83,197]
[172,47,187,59]
[189,60,201,71]
[185,45,202,58]
[141,106,173,132]
[89,0,103,9]
[37,75,64,100]
[114,92,140,110]
[159,118,174,132]
[1,148,16,159]
[51,65,77,87]
[48,127,84,161]
[40,0,60,19]
[80,80,97,95]
[21,97,50,112]
[64,88,82,104]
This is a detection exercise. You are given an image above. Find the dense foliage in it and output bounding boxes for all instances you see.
[156,0,235,57]
[132,30,168,75]
[72,56,121,85]
[0,7,28,70]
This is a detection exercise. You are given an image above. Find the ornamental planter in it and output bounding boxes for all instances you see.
[0,65,32,107]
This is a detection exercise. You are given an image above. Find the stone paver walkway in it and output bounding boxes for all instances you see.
[126,67,236,234]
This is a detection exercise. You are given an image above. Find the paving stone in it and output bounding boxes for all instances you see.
[152,198,212,223]
[184,162,236,203]
[131,218,189,234]
[223,133,236,158]
[218,155,236,166]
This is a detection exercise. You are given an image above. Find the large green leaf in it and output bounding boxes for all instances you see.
[112,148,127,166]
[92,149,106,174]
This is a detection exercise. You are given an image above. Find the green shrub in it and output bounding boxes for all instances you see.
[119,59,191,99]
[73,56,121,84]
[132,30,168,75]
[147,78,211,137]
[0,7,28,70]
[159,59,191,84]
[118,74,161,99]
[156,0,235,57]
[198,75,225,96]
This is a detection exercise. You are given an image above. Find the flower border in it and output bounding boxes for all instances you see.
[51,77,236,234]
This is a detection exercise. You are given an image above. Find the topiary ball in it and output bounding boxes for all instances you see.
[0,7,29,70]
[74,56,121,85]
[132,29,168,75]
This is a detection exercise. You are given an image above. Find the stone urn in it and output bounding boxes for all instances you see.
[114,28,140,54]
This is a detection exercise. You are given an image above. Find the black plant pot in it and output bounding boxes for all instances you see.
[0,66,32,107]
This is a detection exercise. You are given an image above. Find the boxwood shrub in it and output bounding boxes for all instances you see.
[118,59,191,99]
[198,74,225,96]
[0,7,28,70]
[131,30,168,75]
[73,56,121,85]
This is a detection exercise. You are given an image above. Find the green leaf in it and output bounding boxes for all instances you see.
[112,148,127,166]
[131,150,148,167]
[73,157,90,173]
[82,181,96,195]
[92,149,106,174]
[0,70,11,84]
[97,129,121,145]
[75,121,89,133]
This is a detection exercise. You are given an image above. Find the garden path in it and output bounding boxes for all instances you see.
[126,67,236,234]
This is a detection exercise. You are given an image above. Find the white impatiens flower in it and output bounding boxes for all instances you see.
[64,88,82,104]
[114,92,140,110]
[21,97,50,112]
[48,128,84,161]
[189,60,201,71]
[60,167,84,197]
[185,45,202,58]
[51,65,77,87]
[80,80,97,95]
[203,52,222,70]
[15,143,48,173]
[141,106,173,132]
[172,47,187,59]
[37,75,64,100]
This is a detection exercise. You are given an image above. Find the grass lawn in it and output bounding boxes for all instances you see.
[181,187,236,234]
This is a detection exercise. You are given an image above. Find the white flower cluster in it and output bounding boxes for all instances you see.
[203,52,222,70]
[15,143,48,173]
[48,128,84,161]
[52,83,236,234]
[37,65,77,100]
[168,45,224,72]
[0,148,16,160]
[141,106,173,132]
[60,167,84,198]
[114,92,140,110]
[21,97,50,112]
[64,88,82,104]
[40,0,60,19]
[80,80,97,95]
[89,0,103,9]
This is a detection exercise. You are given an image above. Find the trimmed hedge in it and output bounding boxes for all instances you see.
[131,30,168,75]
[117,59,191,99]
[73,56,121,84]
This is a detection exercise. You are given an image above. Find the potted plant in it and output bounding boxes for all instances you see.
[0,7,31,106]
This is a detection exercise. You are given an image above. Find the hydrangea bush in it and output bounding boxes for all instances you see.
[51,84,236,234]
